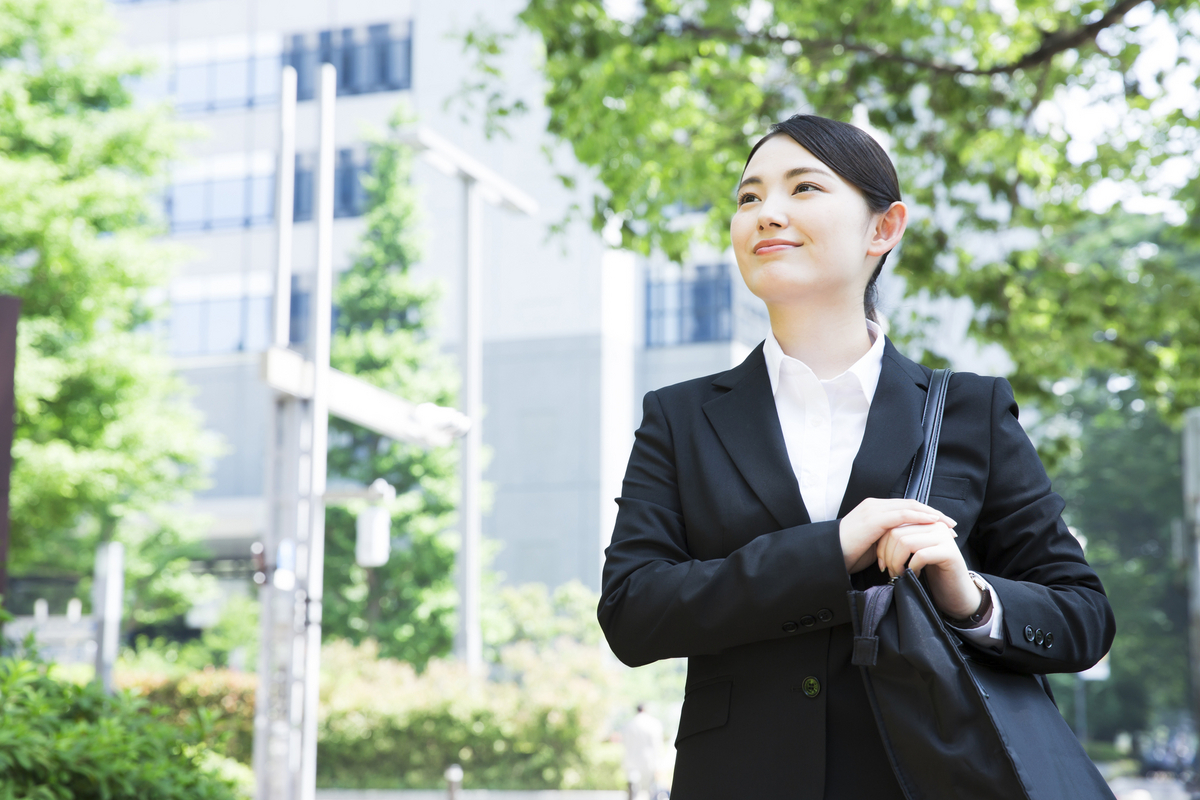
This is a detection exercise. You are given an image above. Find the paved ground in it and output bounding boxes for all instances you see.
[1109,776,1191,800]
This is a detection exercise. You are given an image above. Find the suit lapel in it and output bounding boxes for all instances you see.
[702,345,810,530]
[835,338,930,518]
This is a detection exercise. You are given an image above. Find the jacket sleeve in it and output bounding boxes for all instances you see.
[972,377,1116,674]
[598,390,851,668]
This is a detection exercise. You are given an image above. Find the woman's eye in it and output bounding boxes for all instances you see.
[737,192,759,205]
[794,182,818,194]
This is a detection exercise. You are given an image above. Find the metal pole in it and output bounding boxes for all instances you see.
[1182,408,1200,783]
[272,66,297,348]
[255,64,299,800]
[92,541,124,693]
[0,296,19,619]
[297,61,336,800]
[458,179,483,674]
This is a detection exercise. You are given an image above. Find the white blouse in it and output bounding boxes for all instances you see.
[763,322,1004,649]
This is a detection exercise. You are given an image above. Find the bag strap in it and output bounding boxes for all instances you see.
[903,368,952,505]
[851,368,953,668]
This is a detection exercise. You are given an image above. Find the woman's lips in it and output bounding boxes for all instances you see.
[755,243,800,254]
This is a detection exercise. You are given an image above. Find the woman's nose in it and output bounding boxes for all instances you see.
[757,203,786,230]
[756,192,788,229]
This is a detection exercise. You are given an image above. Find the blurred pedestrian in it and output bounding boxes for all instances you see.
[622,704,663,799]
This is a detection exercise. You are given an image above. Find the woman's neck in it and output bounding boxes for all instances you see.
[767,301,874,380]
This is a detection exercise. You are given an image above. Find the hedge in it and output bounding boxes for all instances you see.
[0,656,246,800]
[118,639,624,790]
[316,639,623,789]
[118,667,257,765]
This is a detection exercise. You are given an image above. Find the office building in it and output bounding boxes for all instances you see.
[109,0,770,601]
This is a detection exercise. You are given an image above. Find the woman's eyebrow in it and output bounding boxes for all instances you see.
[737,166,834,193]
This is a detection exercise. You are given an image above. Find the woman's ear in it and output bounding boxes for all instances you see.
[867,201,908,257]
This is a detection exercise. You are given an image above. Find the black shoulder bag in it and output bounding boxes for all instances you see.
[847,369,1115,800]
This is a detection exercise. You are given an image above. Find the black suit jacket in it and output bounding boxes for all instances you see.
[599,339,1115,799]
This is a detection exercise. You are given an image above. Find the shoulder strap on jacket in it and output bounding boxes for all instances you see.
[903,368,952,504]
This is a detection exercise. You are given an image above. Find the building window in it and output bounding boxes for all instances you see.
[645,264,733,348]
[172,43,283,114]
[168,295,274,356]
[292,149,370,223]
[285,22,412,102]
[166,148,368,232]
[289,279,310,346]
[159,22,410,115]
[166,174,275,232]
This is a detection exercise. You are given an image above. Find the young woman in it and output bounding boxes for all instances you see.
[598,115,1115,798]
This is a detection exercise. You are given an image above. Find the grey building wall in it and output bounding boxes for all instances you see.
[483,336,603,590]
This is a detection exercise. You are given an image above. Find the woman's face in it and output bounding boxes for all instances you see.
[731,134,896,311]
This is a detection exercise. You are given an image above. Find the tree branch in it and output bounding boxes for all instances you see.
[676,0,1156,77]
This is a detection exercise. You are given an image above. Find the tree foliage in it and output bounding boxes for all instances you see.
[1050,380,1187,740]
[0,0,218,624]
[322,110,460,670]
[466,0,1200,417]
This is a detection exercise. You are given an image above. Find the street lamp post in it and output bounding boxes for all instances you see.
[398,127,538,675]
[252,68,477,800]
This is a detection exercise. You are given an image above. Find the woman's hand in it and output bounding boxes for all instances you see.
[839,498,955,574]
[875,521,982,620]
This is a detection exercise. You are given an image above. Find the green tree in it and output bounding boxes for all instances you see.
[1049,379,1187,741]
[463,0,1200,420]
[321,111,460,670]
[0,0,218,626]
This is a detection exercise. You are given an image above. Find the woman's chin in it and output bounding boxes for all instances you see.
[745,276,844,308]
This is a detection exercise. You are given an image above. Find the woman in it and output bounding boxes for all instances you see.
[598,115,1115,799]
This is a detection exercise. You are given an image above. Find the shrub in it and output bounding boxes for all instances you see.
[316,639,623,789]
[118,667,257,764]
[0,656,244,800]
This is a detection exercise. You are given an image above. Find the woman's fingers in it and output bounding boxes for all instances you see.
[841,497,959,573]
[877,522,958,577]
[907,542,963,577]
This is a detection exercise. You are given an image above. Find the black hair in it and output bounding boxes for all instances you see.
[743,114,902,323]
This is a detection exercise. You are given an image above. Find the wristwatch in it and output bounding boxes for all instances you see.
[947,571,992,628]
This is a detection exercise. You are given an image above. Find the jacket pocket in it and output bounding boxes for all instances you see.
[675,680,731,746]
[890,476,970,501]
[930,476,970,501]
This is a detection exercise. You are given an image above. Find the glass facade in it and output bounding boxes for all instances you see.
[166,284,311,357]
[175,52,282,113]
[162,23,411,114]
[169,295,272,356]
[645,264,734,347]
[166,174,275,232]
[166,149,368,232]
[286,23,412,101]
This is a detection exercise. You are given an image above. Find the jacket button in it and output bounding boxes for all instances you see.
[1034,628,1045,645]
[802,676,821,698]
[800,615,816,627]
[782,621,799,633]
[817,608,833,623]
[1024,625,1035,642]
[1044,632,1053,649]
